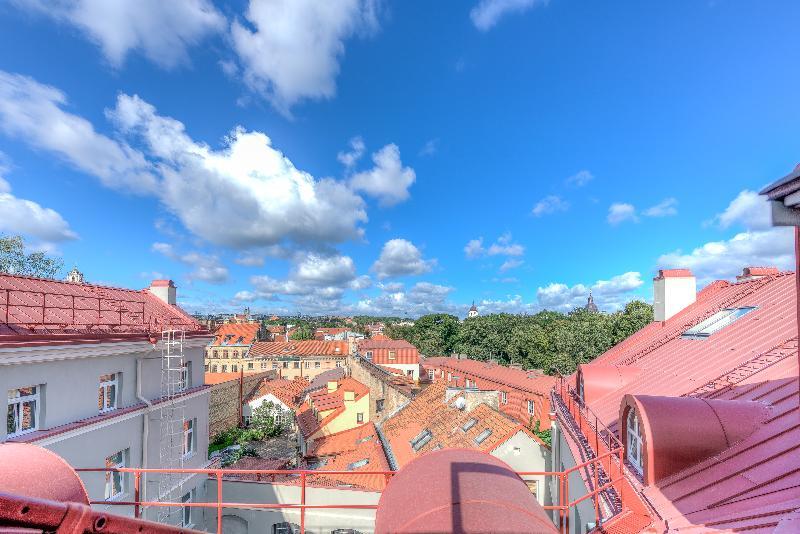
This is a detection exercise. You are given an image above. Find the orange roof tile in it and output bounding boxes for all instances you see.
[204,371,264,385]
[250,377,309,408]
[210,323,260,346]
[250,340,348,357]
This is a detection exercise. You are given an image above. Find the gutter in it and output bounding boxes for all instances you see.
[136,356,154,503]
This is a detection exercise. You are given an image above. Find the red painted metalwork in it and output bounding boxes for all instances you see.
[796,226,800,404]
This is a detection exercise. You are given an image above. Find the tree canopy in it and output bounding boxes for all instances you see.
[386,301,653,375]
[290,323,315,341]
[0,235,63,279]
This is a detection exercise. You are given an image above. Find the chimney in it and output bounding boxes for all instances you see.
[736,266,779,282]
[653,269,696,322]
[327,381,338,393]
[149,279,176,306]
[343,390,355,402]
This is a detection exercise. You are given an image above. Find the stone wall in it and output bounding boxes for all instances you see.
[208,370,276,438]
[347,356,416,424]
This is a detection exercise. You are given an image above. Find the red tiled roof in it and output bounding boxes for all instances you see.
[222,457,289,481]
[572,270,800,531]
[250,377,309,408]
[381,381,526,468]
[295,377,369,438]
[250,340,348,357]
[302,423,391,492]
[359,339,414,350]
[266,325,285,333]
[210,323,260,347]
[423,357,557,395]
[0,273,205,346]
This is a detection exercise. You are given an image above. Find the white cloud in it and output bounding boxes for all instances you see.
[643,197,678,217]
[607,202,639,225]
[565,169,594,188]
[419,138,438,157]
[231,0,381,113]
[0,176,78,242]
[536,271,644,312]
[109,93,367,248]
[465,233,524,258]
[532,195,569,217]
[657,190,791,284]
[470,0,547,31]
[354,281,455,316]
[15,0,225,68]
[372,239,435,279]
[0,71,155,193]
[349,144,416,206]
[152,242,229,284]
[337,136,365,169]
[499,258,523,272]
[715,190,771,231]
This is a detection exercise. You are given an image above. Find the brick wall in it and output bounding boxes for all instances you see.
[347,356,416,424]
[208,370,276,438]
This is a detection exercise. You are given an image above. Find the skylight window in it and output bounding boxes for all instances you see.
[681,307,756,339]
[356,435,373,444]
[348,458,369,470]
[474,429,492,444]
[462,418,477,432]
[410,429,433,451]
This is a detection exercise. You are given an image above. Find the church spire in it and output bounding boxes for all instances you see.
[584,290,599,313]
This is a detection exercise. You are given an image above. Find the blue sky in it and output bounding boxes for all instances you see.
[0,0,798,316]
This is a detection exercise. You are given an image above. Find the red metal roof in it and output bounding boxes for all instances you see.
[0,273,205,346]
[359,339,415,350]
[250,340,348,357]
[572,270,800,531]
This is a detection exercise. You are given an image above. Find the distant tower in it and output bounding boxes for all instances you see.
[584,291,599,313]
[468,301,479,318]
[65,266,85,284]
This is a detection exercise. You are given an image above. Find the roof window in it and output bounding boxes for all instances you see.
[474,428,492,445]
[681,307,756,339]
[348,458,369,470]
[462,418,477,432]
[410,429,433,451]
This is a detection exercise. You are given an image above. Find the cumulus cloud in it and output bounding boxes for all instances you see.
[0,176,78,242]
[349,144,416,206]
[657,190,791,284]
[607,202,639,225]
[337,136,365,169]
[536,271,644,312]
[372,239,435,279]
[354,282,455,316]
[470,0,547,31]
[465,233,524,258]
[152,242,229,284]
[15,0,225,68]
[532,195,569,217]
[231,0,381,113]
[565,169,594,188]
[0,71,155,192]
[643,197,678,217]
[499,258,523,272]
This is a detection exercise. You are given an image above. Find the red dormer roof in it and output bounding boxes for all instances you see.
[296,377,369,439]
[210,322,260,347]
[0,273,206,347]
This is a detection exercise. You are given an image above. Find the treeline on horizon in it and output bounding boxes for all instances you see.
[385,301,654,376]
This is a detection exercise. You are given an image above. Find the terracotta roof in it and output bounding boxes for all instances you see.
[0,273,205,346]
[266,325,285,333]
[571,270,800,531]
[250,340,348,357]
[359,339,415,350]
[423,357,557,395]
[210,323,260,347]
[381,381,524,468]
[222,457,289,482]
[302,423,391,492]
[250,377,309,408]
[295,377,370,439]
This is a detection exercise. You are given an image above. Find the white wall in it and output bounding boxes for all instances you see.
[491,430,551,507]
[653,276,696,321]
[376,362,419,380]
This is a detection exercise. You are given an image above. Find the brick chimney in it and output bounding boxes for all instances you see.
[653,269,696,322]
[149,279,176,306]
[327,381,338,393]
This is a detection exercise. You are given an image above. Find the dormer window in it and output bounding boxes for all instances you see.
[626,408,644,476]
[681,307,756,339]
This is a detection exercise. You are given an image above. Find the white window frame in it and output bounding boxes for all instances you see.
[183,419,195,458]
[427,369,435,380]
[365,351,373,361]
[7,386,40,437]
[104,450,127,500]
[501,391,508,404]
[626,409,644,475]
[180,489,194,528]
[527,400,535,416]
[98,374,118,413]
[180,362,192,391]
[388,350,396,360]
[357,412,364,423]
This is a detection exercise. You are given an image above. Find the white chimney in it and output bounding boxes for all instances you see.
[653,269,696,322]
[149,279,177,306]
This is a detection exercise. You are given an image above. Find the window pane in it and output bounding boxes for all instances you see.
[107,384,116,409]
[98,388,105,410]
[21,401,35,431]
[7,404,16,434]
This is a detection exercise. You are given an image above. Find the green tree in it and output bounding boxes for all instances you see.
[409,314,460,355]
[290,323,314,340]
[250,401,284,438]
[0,235,63,279]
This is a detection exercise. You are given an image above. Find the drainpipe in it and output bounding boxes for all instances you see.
[136,356,154,504]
